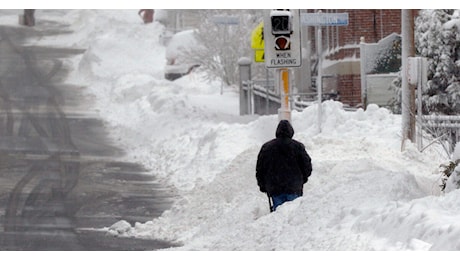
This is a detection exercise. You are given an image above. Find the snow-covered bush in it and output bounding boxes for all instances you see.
[440,144,460,192]
[371,36,402,74]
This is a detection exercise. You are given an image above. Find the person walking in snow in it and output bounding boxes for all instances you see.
[256,120,312,212]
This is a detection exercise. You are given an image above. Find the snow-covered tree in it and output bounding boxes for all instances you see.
[182,10,262,87]
[415,9,460,115]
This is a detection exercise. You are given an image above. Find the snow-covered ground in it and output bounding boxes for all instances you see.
[2,9,460,253]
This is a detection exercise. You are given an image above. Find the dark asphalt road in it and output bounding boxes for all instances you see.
[0,11,178,250]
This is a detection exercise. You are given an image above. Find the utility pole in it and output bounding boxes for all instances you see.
[401,9,416,149]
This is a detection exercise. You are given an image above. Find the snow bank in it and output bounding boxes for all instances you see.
[116,101,445,250]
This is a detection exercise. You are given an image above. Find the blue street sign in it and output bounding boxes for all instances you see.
[301,13,349,26]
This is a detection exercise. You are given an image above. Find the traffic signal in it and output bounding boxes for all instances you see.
[270,10,292,51]
[263,9,301,68]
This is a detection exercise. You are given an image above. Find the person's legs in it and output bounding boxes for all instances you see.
[271,194,286,211]
[271,194,300,211]
[285,194,300,202]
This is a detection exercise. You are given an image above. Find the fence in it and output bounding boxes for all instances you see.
[419,115,460,154]
[241,79,318,115]
[360,33,400,108]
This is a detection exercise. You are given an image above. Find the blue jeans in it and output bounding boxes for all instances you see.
[271,194,300,211]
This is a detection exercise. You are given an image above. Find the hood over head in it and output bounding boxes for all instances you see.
[275,120,294,138]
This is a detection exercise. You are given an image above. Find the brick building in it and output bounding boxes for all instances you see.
[307,9,418,107]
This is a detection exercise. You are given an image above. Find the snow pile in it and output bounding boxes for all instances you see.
[13,10,460,251]
[119,102,446,250]
[352,190,460,250]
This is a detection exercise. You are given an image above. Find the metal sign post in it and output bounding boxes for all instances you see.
[278,68,291,121]
[301,11,348,133]
[316,24,323,133]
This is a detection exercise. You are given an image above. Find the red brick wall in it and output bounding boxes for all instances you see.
[305,9,418,106]
[337,75,362,107]
[341,10,401,106]
[311,10,404,58]
[339,10,402,47]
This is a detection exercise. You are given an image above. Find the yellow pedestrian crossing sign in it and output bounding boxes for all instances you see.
[251,21,264,62]
[254,50,264,62]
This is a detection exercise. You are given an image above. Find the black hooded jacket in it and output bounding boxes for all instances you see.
[256,120,312,196]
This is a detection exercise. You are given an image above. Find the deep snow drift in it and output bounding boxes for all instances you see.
[3,9,460,251]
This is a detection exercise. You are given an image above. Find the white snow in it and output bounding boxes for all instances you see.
[3,9,460,254]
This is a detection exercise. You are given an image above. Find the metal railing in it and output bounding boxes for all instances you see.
[419,115,460,154]
[242,79,341,115]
